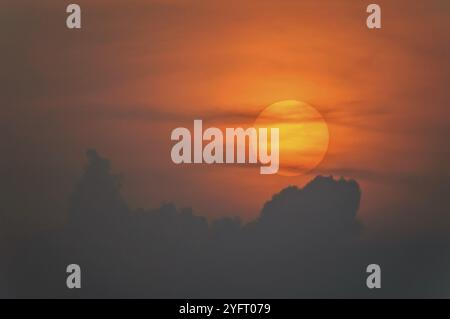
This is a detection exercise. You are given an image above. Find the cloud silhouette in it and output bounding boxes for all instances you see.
[257,176,360,232]
[4,150,450,298]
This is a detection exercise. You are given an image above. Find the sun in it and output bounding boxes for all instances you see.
[254,100,329,176]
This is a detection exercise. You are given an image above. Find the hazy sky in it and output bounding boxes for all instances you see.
[1,0,449,238]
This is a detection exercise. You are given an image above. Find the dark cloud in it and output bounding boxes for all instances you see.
[4,151,450,298]
[55,101,389,128]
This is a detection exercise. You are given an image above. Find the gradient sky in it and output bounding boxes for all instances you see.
[1,0,449,239]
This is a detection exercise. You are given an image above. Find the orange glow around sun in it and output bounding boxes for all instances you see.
[254,100,329,176]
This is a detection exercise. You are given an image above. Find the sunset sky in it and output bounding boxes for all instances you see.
[2,0,449,239]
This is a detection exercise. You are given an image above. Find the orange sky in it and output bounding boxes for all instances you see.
[2,0,450,238]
